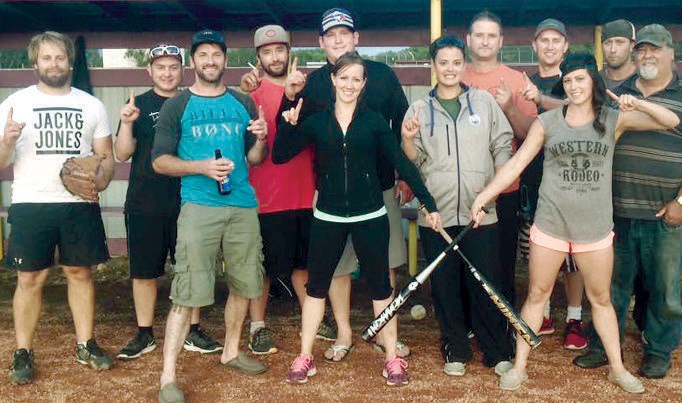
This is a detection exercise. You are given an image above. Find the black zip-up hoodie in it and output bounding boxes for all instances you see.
[278,59,408,191]
[272,104,437,217]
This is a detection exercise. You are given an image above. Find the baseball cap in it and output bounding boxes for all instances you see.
[320,8,355,35]
[635,24,673,48]
[148,44,182,64]
[603,19,635,41]
[191,29,226,55]
[254,25,290,49]
[534,18,567,39]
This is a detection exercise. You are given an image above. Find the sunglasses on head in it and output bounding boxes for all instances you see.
[149,45,182,59]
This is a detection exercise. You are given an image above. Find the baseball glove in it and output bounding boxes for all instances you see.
[60,154,104,202]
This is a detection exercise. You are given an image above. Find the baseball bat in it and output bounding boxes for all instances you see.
[419,206,541,349]
[361,218,475,342]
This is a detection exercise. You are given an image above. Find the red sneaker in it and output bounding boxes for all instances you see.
[383,357,409,386]
[538,316,555,336]
[563,319,588,350]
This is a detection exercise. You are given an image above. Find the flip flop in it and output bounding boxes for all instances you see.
[372,341,411,358]
[324,344,354,363]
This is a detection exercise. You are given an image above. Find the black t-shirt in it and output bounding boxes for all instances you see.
[521,73,562,186]
[123,90,180,217]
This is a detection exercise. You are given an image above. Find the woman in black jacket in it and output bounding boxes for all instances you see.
[273,52,440,387]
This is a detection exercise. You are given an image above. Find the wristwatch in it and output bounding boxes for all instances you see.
[676,195,682,206]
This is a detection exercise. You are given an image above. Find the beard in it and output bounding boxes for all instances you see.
[37,68,70,88]
[262,61,287,78]
[639,63,659,80]
[196,65,224,84]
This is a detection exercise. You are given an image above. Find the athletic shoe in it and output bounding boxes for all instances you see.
[383,357,409,386]
[248,327,278,355]
[563,319,588,350]
[538,316,555,336]
[286,354,317,384]
[500,368,528,391]
[494,360,514,376]
[608,370,645,393]
[443,347,465,376]
[316,317,337,341]
[572,350,608,369]
[159,382,185,403]
[8,349,34,385]
[183,328,223,354]
[76,339,113,371]
[467,330,475,339]
[117,332,156,360]
[444,361,466,376]
[639,354,671,379]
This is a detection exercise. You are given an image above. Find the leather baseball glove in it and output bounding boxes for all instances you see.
[60,154,104,202]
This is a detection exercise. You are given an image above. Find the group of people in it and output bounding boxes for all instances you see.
[0,6,680,403]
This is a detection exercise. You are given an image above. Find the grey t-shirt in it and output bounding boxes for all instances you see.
[534,107,619,242]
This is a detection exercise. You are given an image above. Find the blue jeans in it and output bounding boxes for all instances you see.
[586,217,682,360]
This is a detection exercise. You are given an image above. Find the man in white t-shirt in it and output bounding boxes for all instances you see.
[0,31,115,385]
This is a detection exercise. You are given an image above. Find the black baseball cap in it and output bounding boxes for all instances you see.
[191,29,226,55]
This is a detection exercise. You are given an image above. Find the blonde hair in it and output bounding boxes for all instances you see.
[28,31,74,66]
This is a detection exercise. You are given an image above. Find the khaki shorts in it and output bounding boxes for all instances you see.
[333,187,407,276]
[170,203,264,307]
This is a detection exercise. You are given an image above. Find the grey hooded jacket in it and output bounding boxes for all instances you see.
[404,85,513,227]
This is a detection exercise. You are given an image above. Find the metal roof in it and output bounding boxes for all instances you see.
[0,0,680,34]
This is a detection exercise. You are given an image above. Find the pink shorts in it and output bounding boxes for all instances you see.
[529,224,614,253]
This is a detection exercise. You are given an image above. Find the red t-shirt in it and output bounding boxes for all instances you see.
[248,79,315,213]
[461,64,538,193]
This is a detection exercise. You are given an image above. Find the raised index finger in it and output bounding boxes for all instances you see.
[258,105,265,120]
[606,89,620,102]
[128,90,136,106]
[413,104,421,122]
[290,56,298,74]
[7,107,14,123]
[500,77,510,90]
[522,71,531,85]
[294,97,303,114]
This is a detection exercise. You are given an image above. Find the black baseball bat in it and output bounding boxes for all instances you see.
[420,206,541,349]
[361,219,475,341]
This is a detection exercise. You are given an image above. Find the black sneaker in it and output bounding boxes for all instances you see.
[9,349,34,385]
[117,332,157,360]
[184,328,223,354]
[248,327,278,355]
[572,350,608,369]
[316,316,337,341]
[639,354,671,379]
[76,339,113,371]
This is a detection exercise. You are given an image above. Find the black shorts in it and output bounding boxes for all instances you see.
[6,203,109,271]
[125,213,177,279]
[259,209,311,278]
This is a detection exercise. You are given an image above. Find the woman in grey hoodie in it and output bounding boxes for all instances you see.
[402,35,515,378]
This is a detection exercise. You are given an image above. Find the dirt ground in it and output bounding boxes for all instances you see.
[0,257,680,403]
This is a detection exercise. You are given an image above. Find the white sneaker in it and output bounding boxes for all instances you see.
[494,360,514,376]
[444,361,466,376]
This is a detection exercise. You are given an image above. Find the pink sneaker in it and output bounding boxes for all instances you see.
[286,354,316,384]
[538,316,555,336]
[563,319,588,350]
[383,357,409,386]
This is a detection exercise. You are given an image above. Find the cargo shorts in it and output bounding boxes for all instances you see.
[170,203,264,307]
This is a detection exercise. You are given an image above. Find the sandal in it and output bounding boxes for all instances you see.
[372,341,411,358]
[324,344,354,363]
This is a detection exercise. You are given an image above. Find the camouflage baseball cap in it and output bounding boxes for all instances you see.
[635,24,673,48]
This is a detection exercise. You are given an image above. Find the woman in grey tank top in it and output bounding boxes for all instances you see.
[470,54,680,393]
